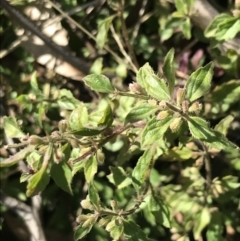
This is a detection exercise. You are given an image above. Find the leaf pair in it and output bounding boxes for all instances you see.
[136,49,214,104]
[69,102,113,135]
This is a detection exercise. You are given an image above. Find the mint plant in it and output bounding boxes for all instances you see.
[1,48,239,240]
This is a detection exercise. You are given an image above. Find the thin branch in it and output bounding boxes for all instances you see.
[118,0,139,69]
[45,0,126,67]
[0,191,46,241]
[0,35,28,58]
[110,25,138,73]
[0,1,101,58]
[115,89,149,99]
[130,0,148,42]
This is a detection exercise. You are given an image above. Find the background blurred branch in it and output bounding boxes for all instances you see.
[0,190,46,241]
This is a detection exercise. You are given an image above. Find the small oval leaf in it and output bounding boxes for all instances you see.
[125,103,157,124]
[26,168,50,197]
[162,48,176,96]
[185,62,213,102]
[83,74,114,93]
[0,145,36,168]
[136,63,170,100]
[3,116,25,138]
[84,156,98,183]
[69,103,88,131]
[96,16,115,49]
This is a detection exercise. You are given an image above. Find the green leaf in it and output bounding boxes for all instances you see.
[84,156,98,183]
[162,48,176,96]
[187,116,237,149]
[110,224,124,241]
[88,181,100,208]
[26,167,50,197]
[141,117,172,147]
[204,14,229,38]
[211,80,240,104]
[205,14,240,41]
[149,193,171,228]
[193,207,211,240]
[185,62,213,102]
[70,125,107,136]
[165,146,192,161]
[35,102,48,128]
[96,16,115,49]
[83,74,114,93]
[51,144,73,195]
[186,0,195,8]
[3,116,25,138]
[132,149,154,192]
[72,161,85,176]
[125,103,157,124]
[215,18,240,41]
[206,211,224,241]
[123,220,152,241]
[69,103,88,131]
[16,95,33,111]
[74,224,93,240]
[174,0,188,15]
[51,161,72,195]
[30,71,40,92]
[90,57,103,74]
[116,63,127,78]
[20,173,32,183]
[26,151,42,171]
[182,17,191,39]
[0,145,35,168]
[222,175,240,190]
[136,63,170,100]
[58,89,80,110]
[214,115,234,136]
[107,166,132,189]
[98,104,113,127]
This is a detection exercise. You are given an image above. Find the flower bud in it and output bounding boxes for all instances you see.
[176,88,185,107]
[76,214,90,223]
[170,117,182,132]
[53,148,65,163]
[159,100,167,109]
[157,110,170,120]
[58,120,68,133]
[98,217,112,227]
[110,200,116,211]
[96,150,105,164]
[53,89,60,99]
[81,199,94,210]
[182,100,189,113]
[28,135,43,145]
[51,131,60,138]
[148,99,157,106]
[129,82,143,94]
[82,215,97,228]
[188,102,202,113]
